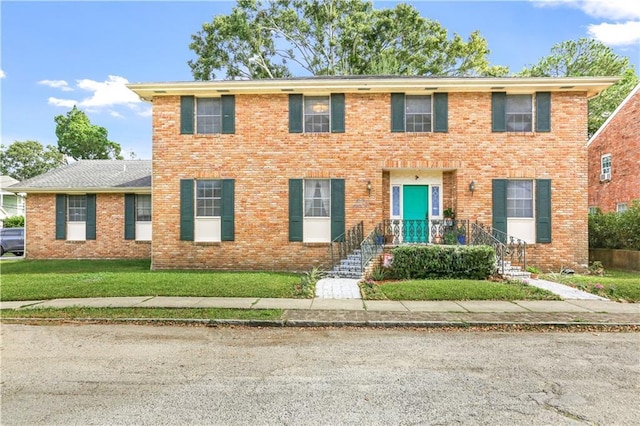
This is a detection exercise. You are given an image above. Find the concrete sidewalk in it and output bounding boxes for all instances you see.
[2,297,638,326]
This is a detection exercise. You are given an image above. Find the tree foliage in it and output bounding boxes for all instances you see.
[0,140,65,181]
[519,38,639,137]
[189,0,508,80]
[54,106,123,160]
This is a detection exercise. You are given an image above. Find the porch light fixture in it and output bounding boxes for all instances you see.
[469,181,476,193]
[366,180,372,195]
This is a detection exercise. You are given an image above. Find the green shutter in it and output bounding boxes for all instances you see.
[536,92,551,132]
[330,93,345,133]
[180,96,195,134]
[331,179,345,242]
[180,179,194,241]
[391,93,405,132]
[221,95,235,134]
[536,179,552,243]
[492,92,506,132]
[492,179,507,244]
[289,179,303,241]
[221,179,235,241]
[289,94,303,133]
[124,194,135,240]
[55,194,66,240]
[86,194,96,240]
[434,92,448,133]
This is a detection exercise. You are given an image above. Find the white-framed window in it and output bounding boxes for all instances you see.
[196,180,222,217]
[67,195,87,241]
[617,203,627,213]
[196,98,221,134]
[507,180,533,218]
[601,154,612,180]
[506,94,532,132]
[304,96,330,133]
[68,195,87,222]
[405,95,432,132]
[135,194,152,222]
[303,179,331,243]
[304,179,330,217]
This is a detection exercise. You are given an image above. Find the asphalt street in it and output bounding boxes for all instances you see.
[1,324,639,425]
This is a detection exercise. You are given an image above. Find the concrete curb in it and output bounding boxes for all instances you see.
[2,317,638,329]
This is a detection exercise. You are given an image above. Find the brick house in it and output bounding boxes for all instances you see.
[12,76,615,272]
[587,83,640,213]
[9,160,152,259]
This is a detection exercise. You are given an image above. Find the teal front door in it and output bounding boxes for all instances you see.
[402,185,429,243]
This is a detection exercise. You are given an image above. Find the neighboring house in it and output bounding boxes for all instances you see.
[0,176,26,225]
[11,76,616,271]
[587,83,640,213]
[8,160,152,259]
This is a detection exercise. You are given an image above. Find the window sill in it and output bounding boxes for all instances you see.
[65,240,86,244]
[194,241,222,246]
[505,132,538,137]
[302,242,330,247]
[135,240,151,244]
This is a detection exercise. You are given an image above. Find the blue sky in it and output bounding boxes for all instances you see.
[1,0,639,160]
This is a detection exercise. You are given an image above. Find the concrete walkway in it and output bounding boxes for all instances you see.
[523,278,609,300]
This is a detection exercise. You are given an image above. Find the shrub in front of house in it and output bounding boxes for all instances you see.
[388,245,495,280]
[589,201,640,250]
[2,215,24,228]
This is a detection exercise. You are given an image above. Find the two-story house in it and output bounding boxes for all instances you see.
[12,76,616,272]
[587,83,639,213]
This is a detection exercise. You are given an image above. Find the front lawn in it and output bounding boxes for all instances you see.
[543,270,640,302]
[361,278,559,301]
[0,259,301,301]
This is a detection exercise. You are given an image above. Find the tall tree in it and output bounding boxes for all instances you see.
[189,0,508,80]
[54,106,123,160]
[519,38,639,137]
[0,140,65,181]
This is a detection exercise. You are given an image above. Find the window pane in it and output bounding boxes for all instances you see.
[196,180,221,217]
[392,186,400,216]
[196,98,221,134]
[136,194,152,222]
[304,179,330,217]
[506,95,532,132]
[405,95,432,132]
[507,180,533,218]
[601,155,611,174]
[68,195,87,222]
[304,96,330,133]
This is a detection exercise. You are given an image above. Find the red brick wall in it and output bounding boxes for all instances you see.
[152,91,589,271]
[25,193,151,259]
[588,89,640,212]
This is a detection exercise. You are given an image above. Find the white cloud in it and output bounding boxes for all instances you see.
[533,0,640,19]
[45,75,144,120]
[0,70,5,79]
[136,108,153,117]
[532,0,640,46]
[48,97,77,108]
[589,21,640,46]
[75,75,141,108]
[38,79,73,91]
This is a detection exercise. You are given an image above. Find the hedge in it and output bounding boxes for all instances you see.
[589,201,640,250]
[388,245,495,280]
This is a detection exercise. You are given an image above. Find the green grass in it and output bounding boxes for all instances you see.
[363,279,559,301]
[0,307,283,320]
[0,259,301,301]
[543,270,640,302]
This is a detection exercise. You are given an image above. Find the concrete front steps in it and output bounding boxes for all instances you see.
[499,260,531,280]
[329,249,365,279]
